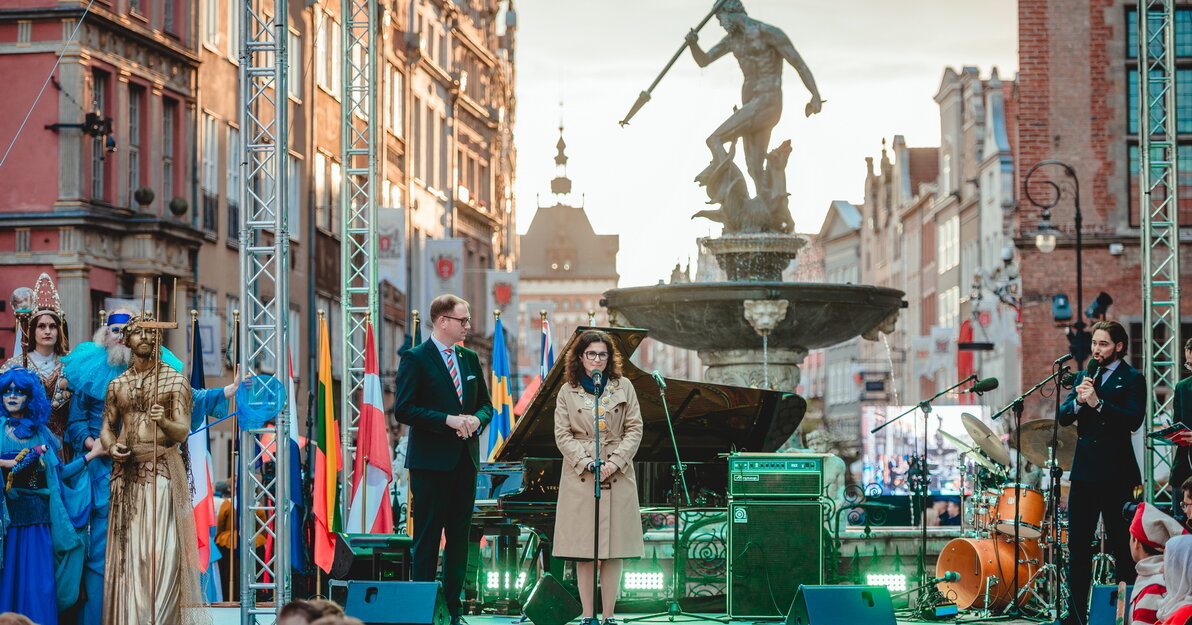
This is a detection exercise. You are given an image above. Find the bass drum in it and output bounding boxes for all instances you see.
[935,537,1041,610]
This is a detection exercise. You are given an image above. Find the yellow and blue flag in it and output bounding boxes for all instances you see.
[485,315,514,461]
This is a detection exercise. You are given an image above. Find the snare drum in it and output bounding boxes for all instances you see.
[994,483,1046,539]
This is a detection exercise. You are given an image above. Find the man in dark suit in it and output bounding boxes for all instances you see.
[1058,320,1146,625]
[393,294,493,625]
[1171,338,1192,519]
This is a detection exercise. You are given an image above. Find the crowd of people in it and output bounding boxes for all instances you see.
[0,274,236,625]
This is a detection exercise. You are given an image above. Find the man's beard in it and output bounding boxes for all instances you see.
[105,338,132,367]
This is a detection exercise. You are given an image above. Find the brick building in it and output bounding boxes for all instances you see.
[1014,0,1192,418]
[0,0,518,480]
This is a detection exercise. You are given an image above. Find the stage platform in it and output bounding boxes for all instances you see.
[201,606,1048,625]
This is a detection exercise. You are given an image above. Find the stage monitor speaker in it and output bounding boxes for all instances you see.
[522,573,582,625]
[727,500,823,618]
[1088,584,1133,625]
[784,585,896,625]
[342,581,449,625]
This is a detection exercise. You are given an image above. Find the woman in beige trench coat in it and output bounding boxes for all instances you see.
[553,330,644,625]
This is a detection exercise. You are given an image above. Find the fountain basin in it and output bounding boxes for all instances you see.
[602,282,906,352]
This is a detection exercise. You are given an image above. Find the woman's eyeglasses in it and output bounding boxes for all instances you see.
[583,351,610,361]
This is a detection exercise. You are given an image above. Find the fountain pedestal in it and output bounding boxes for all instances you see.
[700,347,808,390]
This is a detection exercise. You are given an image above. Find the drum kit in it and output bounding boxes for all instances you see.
[934,413,1078,616]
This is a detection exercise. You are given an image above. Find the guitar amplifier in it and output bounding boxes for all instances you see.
[728,453,823,499]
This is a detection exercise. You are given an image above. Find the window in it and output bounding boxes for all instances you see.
[350,44,367,119]
[330,159,342,234]
[315,10,340,96]
[288,154,301,240]
[202,112,219,232]
[387,65,403,136]
[128,87,143,208]
[227,125,240,242]
[227,0,241,62]
[937,215,959,273]
[203,0,218,48]
[411,97,422,180]
[288,31,301,100]
[937,286,960,329]
[1126,8,1192,228]
[90,71,109,201]
[130,0,142,15]
[163,0,175,34]
[162,99,176,204]
[315,151,329,231]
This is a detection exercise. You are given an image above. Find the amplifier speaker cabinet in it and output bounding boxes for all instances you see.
[727,500,824,618]
[728,453,823,499]
[341,581,449,625]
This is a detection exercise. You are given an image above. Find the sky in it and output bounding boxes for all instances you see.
[512,0,1019,288]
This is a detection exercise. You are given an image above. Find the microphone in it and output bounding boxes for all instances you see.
[591,368,603,396]
[1086,359,1100,383]
[1053,353,1074,366]
[933,571,961,584]
[651,370,667,390]
[967,377,999,395]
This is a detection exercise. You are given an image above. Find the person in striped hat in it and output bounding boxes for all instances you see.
[1129,502,1188,625]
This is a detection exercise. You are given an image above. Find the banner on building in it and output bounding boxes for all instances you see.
[485,270,519,338]
[423,238,465,313]
[378,207,406,293]
[929,325,956,376]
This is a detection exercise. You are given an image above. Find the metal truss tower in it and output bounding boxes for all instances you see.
[237,1,291,621]
[339,0,379,517]
[1137,0,1182,506]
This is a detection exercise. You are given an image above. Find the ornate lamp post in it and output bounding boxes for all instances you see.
[1022,160,1088,361]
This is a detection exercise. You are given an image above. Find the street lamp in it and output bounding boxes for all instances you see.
[1023,159,1089,361]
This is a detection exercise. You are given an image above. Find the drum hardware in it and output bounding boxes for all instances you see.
[869,375,982,613]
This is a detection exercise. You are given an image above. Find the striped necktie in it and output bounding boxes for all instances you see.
[444,348,463,402]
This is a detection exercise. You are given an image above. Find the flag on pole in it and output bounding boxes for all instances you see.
[187,316,217,571]
[346,323,395,534]
[484,316,514,461]
[539,316,555,378]
[287,350,308,572]
[313,315,342,573]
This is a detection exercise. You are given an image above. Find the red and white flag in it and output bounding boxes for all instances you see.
[346,323,394,534]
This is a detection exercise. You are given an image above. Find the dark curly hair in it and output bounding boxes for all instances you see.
[22,311,69,356]
[564,330,623,387]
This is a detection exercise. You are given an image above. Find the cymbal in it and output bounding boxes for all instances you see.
[1017,419,1077,471]
[962,412,1012,467]
[940,430,1001,473]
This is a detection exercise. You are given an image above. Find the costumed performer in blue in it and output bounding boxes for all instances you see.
[63,307,238,625]
[0,367,89,625]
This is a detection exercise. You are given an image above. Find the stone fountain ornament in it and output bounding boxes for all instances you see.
[606,0,905,392]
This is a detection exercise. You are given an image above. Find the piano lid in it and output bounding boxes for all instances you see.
[494,326,807,462]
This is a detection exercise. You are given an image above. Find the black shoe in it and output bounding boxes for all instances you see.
[450,616,469,625]
[579,618,597,625]
[603,619,619,625]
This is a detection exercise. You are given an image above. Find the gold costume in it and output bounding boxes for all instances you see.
[99,319,206,625]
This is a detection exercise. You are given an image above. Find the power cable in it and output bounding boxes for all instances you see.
[0,0,99,170]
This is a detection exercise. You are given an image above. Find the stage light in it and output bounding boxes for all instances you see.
[622,571,665,591]
[866,573,907,593]
[486,570,527,591]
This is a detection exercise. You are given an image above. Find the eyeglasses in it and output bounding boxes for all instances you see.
[583,351,610,361]
[1181,500,1192,511]
[443,315,471,326]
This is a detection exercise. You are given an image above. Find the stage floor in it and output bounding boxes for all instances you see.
[203,607,1048,624]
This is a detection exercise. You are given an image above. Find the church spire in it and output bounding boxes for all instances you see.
[550,111,572,196]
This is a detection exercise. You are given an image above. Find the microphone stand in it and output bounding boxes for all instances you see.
[591,371,605,622]
[991,366,1067,617]
[870,374,977,608]
[627,374,726,624]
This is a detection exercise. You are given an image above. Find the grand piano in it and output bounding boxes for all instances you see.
[474,326,807,552]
